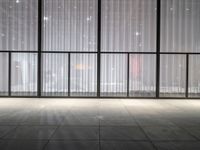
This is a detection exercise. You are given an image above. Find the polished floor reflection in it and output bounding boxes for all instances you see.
[0,99,200,150]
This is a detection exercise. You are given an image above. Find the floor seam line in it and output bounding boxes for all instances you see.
[122,103,158,150]
[42,125,60,150]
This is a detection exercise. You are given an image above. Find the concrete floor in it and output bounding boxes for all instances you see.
[0,99,200,150]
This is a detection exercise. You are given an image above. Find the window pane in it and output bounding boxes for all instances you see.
[189,55,200,97]
[0,53,8,96]
[160,55,186,97]
[161,0,200,52]
[101,54,127,97]
[129,54,156,97]
[71,54,97,96]
[43,0,97,51]
[42,53,68,96]
[0,0,38,51]
[11,53,37,96]
[101,0,156,52]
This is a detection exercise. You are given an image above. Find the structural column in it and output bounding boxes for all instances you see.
[37,0,43,97]
[156,0,161,98]
[97,0,101,97]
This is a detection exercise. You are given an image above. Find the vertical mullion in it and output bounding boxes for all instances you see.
[68,53,71,96]
[186,54,189,98]
[97,0,101,97]
[37,0,42,97]
[8,52,11,96]
[127,53,130,97]
[156,0,161,98]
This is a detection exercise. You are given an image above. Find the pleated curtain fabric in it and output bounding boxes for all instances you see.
[160,0,200,97]
[161,0,200,53]
[101,0,156,52]
[189,55,200,97]
[43,0,97,52]
[70,54,97,96]
[0,53,9,95]
[42,53,68,96]
[11,53,38,96]
[0,0,38,51]
[0,0,38,96]
[101,0,156,96]
[0,0,200,97]
[160,55,186,97]
[42,0,97,96]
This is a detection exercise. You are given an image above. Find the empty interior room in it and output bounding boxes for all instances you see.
[1,0,200,150]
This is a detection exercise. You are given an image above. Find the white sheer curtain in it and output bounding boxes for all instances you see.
[1,0,200,97]
[42,0,97,96]
[0,53,8,95]
[101,54,127,97]
[43,0,97,51]
[129,54,156,97]
[160,0,200,97]
[0,0,38,96]
[189,55,200,97]
[71,54,97,96]
[160,55,186,97]
[161,0,200,53]
[101,0,156,97]
[0,0,38,51]
[11,53,38,96]
[42,54,68,96]
[101,0,156,52]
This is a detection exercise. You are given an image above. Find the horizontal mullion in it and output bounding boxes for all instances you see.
[0,51,38,53]
[101,52,200,55]
[1,96,200,99]
[160,52,200,55]
[1,51,200,55]
[41,51,98,54]
[0,50,97,53]
[100,51,157,54]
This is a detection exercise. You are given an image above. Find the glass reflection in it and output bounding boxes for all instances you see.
[189,55,200,97]
[101,0,156,52]
[42,54,68,96]
[0,0,38,51]
[0,53,8,96]
[160,55,186,97]
[71,54,97,96]
[129,55,156,97]
[43,0,97,51]
[11,53,37,96]
[101,54,127,97]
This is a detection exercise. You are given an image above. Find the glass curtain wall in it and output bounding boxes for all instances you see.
[11,53,38,96]
[0,0,200,98]
[0,0,38,51]
[129,54,156,97]
[101,54,127,97]
[42,0,97,96]
[42,53,69,96]
[161,0,200,53]
[160,55,186,97]
[0,53,8,96]
[71,54,97,96]
[0,0,38,96]
[160,0,200,97]
[101,0,157,97]
[43,0,97,51]
[189,55,200,97]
